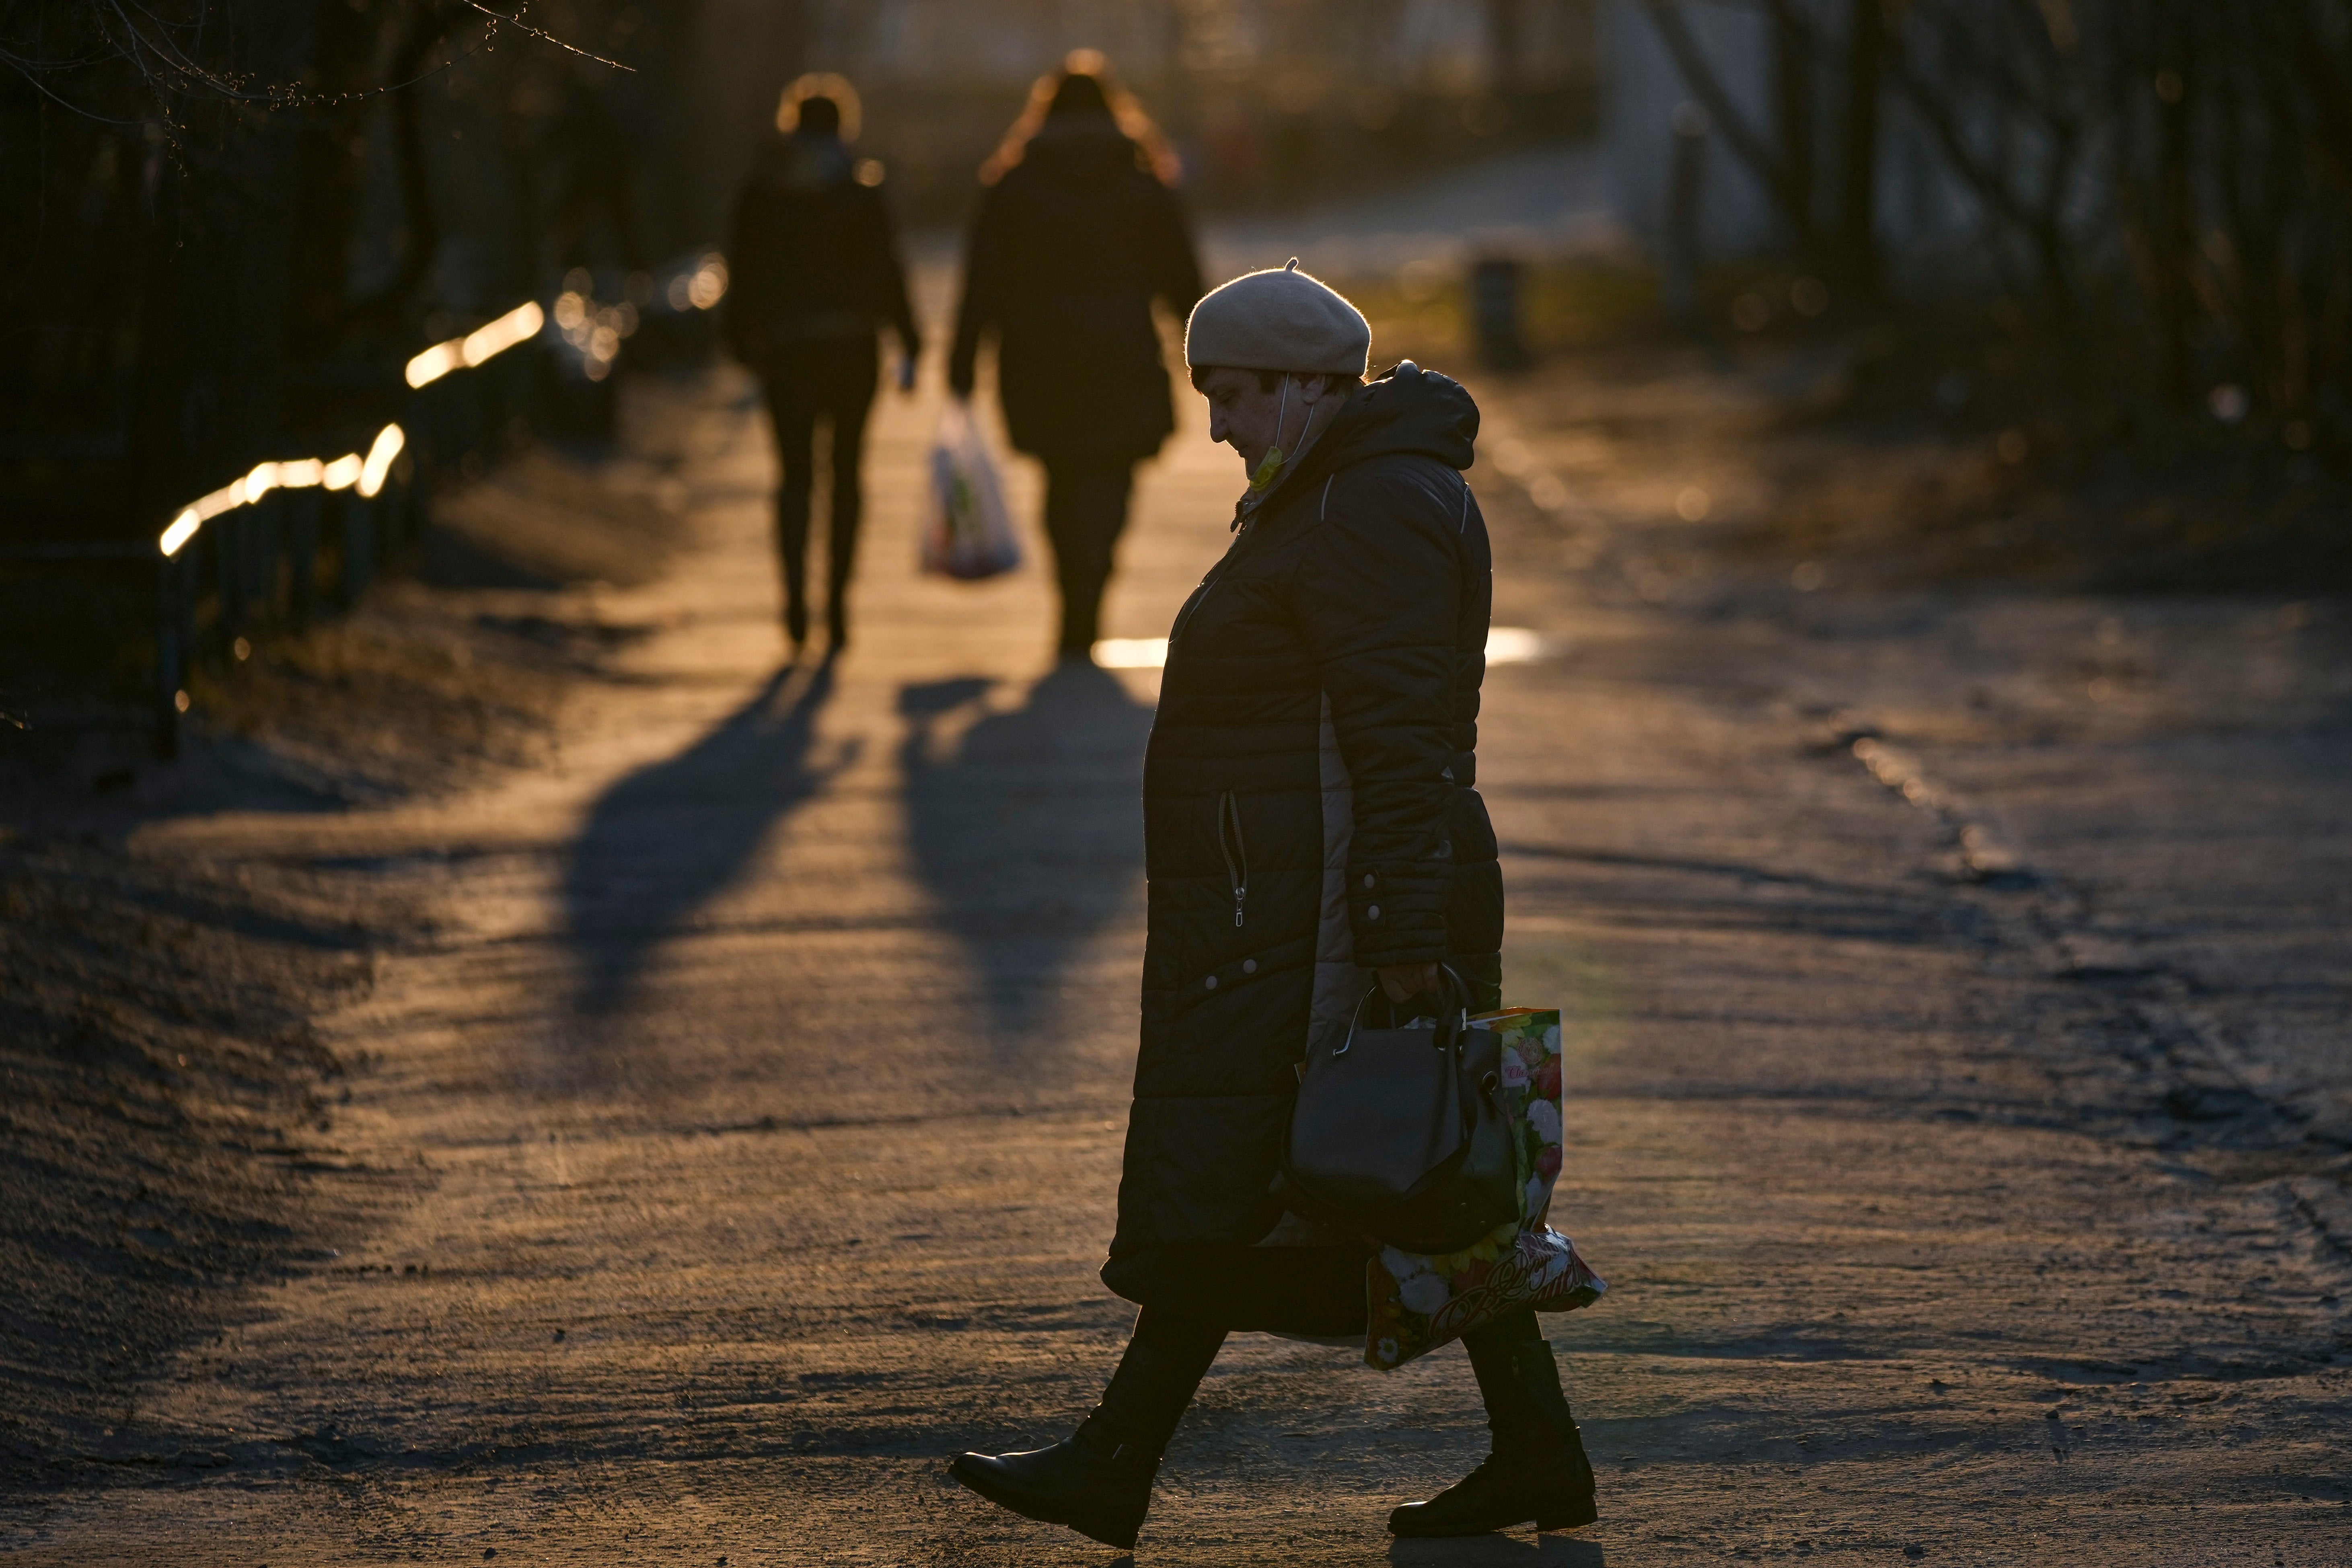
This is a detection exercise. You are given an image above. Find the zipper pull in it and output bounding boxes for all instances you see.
[1234,886,1246,927]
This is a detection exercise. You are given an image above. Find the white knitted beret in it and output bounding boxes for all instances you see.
[1183,259,1371,377]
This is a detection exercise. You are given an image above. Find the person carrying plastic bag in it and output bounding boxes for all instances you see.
[946,55,1202,658]
[919,400,1020,581]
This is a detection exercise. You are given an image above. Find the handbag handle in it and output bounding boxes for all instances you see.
[1332,963,1470,1056]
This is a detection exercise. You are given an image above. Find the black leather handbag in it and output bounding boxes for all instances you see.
[1272,970,1521,1254]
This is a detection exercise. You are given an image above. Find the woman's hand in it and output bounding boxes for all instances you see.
[1377,962,1441,1005]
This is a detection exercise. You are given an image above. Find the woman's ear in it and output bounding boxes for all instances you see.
[1295,374,1326,407]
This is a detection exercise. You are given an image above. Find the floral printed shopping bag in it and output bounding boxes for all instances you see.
[1363,1007,1607,1369]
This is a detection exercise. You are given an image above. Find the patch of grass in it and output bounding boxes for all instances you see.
[1359,248,2351,595]
[1344,257,1667,370]
[1739,307,2352,595]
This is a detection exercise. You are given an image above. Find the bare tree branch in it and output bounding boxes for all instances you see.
[1641,0,1822,254]
[460,2,631,72]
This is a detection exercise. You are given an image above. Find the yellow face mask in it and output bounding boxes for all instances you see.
[1247,374,1296,492]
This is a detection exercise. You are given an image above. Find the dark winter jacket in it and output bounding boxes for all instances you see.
[1107,362,1503,1263]
[725,134,919,362]
[948,115,1203,464]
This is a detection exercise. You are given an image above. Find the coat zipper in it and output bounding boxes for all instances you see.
[1218,790,1249,929]
[1169,506,1265,648]
[1171,464,1342,651]
[1169,556,1234,647]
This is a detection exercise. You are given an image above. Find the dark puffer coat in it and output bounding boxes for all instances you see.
[1108,363,1502,1262]
[947,115,1203,464]
[725,134,920,361]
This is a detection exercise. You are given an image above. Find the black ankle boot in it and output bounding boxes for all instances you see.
[949,1308,1225,1550]
[948,1424,1159,1550]
[1388,1311,1597,1537]
[1385,1440,1597,1537]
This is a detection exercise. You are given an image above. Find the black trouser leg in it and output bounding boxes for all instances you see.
[1042,462,1134,657]
[1388,1309,1597,1537]
[765,337,876,649]
[1079,1307,1227,1460]
[824,396,870,645]
[764,388,817,646]
[1462,1308,1580,1454]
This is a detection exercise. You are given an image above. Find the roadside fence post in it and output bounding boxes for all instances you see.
[154,552,183,760]
[288,490,321,630]
[339,491,376,607]
[214,510,241,651]
[251,496,282,626]
[1472,256,1532,371]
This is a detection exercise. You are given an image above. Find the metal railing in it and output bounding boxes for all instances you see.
[103,251,729,760]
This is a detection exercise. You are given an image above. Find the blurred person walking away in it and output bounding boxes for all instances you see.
[726,76,921,655]
[948,54,1203,662]
[946,265,1597,1546]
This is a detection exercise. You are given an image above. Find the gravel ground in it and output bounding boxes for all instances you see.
[2,334,2346,1566]
[0,828,372,1480]
[0,384,702,1492]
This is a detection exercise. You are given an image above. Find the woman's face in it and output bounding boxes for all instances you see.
[1194,367,1330,474]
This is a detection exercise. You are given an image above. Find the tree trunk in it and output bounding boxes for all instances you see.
[283,0,382,359]
[1771,4,1816,257]
[1487,0,1524,99]
[1643,1,1824,263]
[2150,6,2196,409]
[347,2,469,333]
[1839,0,1884,298]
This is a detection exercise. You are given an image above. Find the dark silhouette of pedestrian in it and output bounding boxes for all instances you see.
[948,58,1203,661]
[726,79,920,654]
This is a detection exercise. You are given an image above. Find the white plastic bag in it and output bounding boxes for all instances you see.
[919,401,1021,581]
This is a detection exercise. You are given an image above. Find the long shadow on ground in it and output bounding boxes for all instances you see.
[898,661,1154,1042]
[561,658,843,1024]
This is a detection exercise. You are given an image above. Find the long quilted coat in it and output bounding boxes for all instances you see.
[947,116,1203,464]
[1108,362,1503,1262]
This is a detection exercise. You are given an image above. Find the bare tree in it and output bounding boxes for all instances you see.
[1883,0,2093,320]
[1641,0,1885,296]
[2,0,630,538]
[1642,0,2352,450]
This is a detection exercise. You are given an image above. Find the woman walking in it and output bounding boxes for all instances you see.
[947,265,1599,1545]
[947,56,1203,661]
[726,78,921,654]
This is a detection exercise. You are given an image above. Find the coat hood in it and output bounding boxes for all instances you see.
[1316,361,1480,475]
[756,130,853,193]
[1019,115,1146,183]
[1231,362,1479,530]
[1223,360,1477,526]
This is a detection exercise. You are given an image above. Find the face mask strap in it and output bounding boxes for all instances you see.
[1250,374,1295,492]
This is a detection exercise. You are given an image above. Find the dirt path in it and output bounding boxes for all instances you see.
[6,339,2348,1565]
